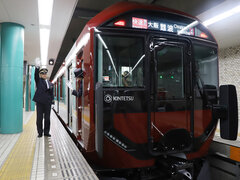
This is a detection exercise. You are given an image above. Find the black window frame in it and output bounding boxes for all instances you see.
[94,30,147,90]
[154,43,186,100]
[192,40,219,91]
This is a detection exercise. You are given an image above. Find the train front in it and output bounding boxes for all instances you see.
[89,2,238,178]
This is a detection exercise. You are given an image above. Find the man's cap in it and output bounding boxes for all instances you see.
[74,68,85,78]
[123,71,130,77]
[39,68,48,74]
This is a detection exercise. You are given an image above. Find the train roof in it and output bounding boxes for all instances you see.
[53,2,217,83]
[75,1,216,44]
[87,1,198,28]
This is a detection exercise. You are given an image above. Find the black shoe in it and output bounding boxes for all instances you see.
[38,134,42,138]
[44,134,51,137]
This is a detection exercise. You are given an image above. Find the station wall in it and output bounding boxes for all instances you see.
[219,45,240,123]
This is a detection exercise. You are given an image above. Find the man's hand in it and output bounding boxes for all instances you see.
[66,80,73,90]
[35,57,41,68]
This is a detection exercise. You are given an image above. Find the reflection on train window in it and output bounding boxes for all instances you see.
[193,45,218,97]
[97,35,144,87]
[156,45,184,100]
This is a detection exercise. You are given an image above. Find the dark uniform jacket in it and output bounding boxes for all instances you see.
[33,67,54,105]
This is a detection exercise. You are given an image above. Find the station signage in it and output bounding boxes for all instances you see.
[132,17,194,35]
[104,94,134,103]
[132,17,148,29]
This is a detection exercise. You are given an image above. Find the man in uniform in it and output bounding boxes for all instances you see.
[33,67,54,137]
[66,68,85,97]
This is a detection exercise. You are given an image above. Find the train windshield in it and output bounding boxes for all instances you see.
[193,45,218,92]
[96,35,145,87]
[155,45,184,100]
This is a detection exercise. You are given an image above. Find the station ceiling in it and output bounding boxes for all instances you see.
[0,0,239,80]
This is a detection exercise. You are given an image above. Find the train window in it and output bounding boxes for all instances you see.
[156,45,184,100]
[193,45,218,97]
[97,34,144,87]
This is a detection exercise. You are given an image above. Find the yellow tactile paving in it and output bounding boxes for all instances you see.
[0,112,37,180]
[230,146,240,162]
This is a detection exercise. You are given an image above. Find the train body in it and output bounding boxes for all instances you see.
[53,2,238,178]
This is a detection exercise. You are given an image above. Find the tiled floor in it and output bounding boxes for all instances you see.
[47,110,98,180]
[1,109,239,180]
[214,122,240,147]
[0,133,20,168]
[0,109,33,169]
[0,109,98,180]
[0,111,37,180]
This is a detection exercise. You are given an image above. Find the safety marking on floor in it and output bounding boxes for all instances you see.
[0,112,37,180]
[50,111,98,180]
[230,146,240,162]
[0,133,20,169]
[31,134,45,180]
[44,137,62,180]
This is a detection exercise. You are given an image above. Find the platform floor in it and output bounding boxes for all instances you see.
[0,109,98,180]
[214,122,240,147]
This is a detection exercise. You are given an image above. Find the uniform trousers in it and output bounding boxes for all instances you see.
[36,102,51,135]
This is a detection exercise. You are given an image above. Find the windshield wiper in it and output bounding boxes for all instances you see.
[97,34,119,77]
[123,54,145,77]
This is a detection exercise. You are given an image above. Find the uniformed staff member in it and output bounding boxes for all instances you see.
[33,67,54,137]
[122,71,131,87]
[66,68,85,97]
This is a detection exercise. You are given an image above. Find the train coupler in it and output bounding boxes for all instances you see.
[171,161,193,180]
[157,157,194,180]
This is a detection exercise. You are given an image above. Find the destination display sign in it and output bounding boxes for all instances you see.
[132,17,194,35]
[105,13,212,40]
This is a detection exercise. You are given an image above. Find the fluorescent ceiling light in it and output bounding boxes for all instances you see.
[203,5,240,26]
[178,21,199,35]
[38,0,54,67]
[38,0,54,26]
[39,28,50,66]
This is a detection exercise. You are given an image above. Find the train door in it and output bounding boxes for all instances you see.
[150,38,192,147]
[76,58,83,140]
[67,65,73,127]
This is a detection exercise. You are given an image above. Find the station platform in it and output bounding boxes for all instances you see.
[212,125,240,162]
[207,126,240,180]
[0,109,98,180]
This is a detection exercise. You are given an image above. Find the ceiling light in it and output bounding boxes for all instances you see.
[39,28,50,66]
[178,21,198,35]
[203,5,240,26]
[38,0,54,67]
[38,0,54,26]
[49,59,54,65]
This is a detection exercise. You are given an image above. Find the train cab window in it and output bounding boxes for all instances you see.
[193,45,218,98]
[97,35,144,87]
[156,45,184,100]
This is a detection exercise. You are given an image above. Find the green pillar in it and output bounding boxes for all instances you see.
[62,77,66,104]
[58,79,60,102]
[54,84,57,100]
[54,89,56,100]
[0,22,24,134]
[30,66,35,111]
[25,65,30,111]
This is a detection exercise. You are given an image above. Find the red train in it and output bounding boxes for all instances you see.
[53,2,238,179]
